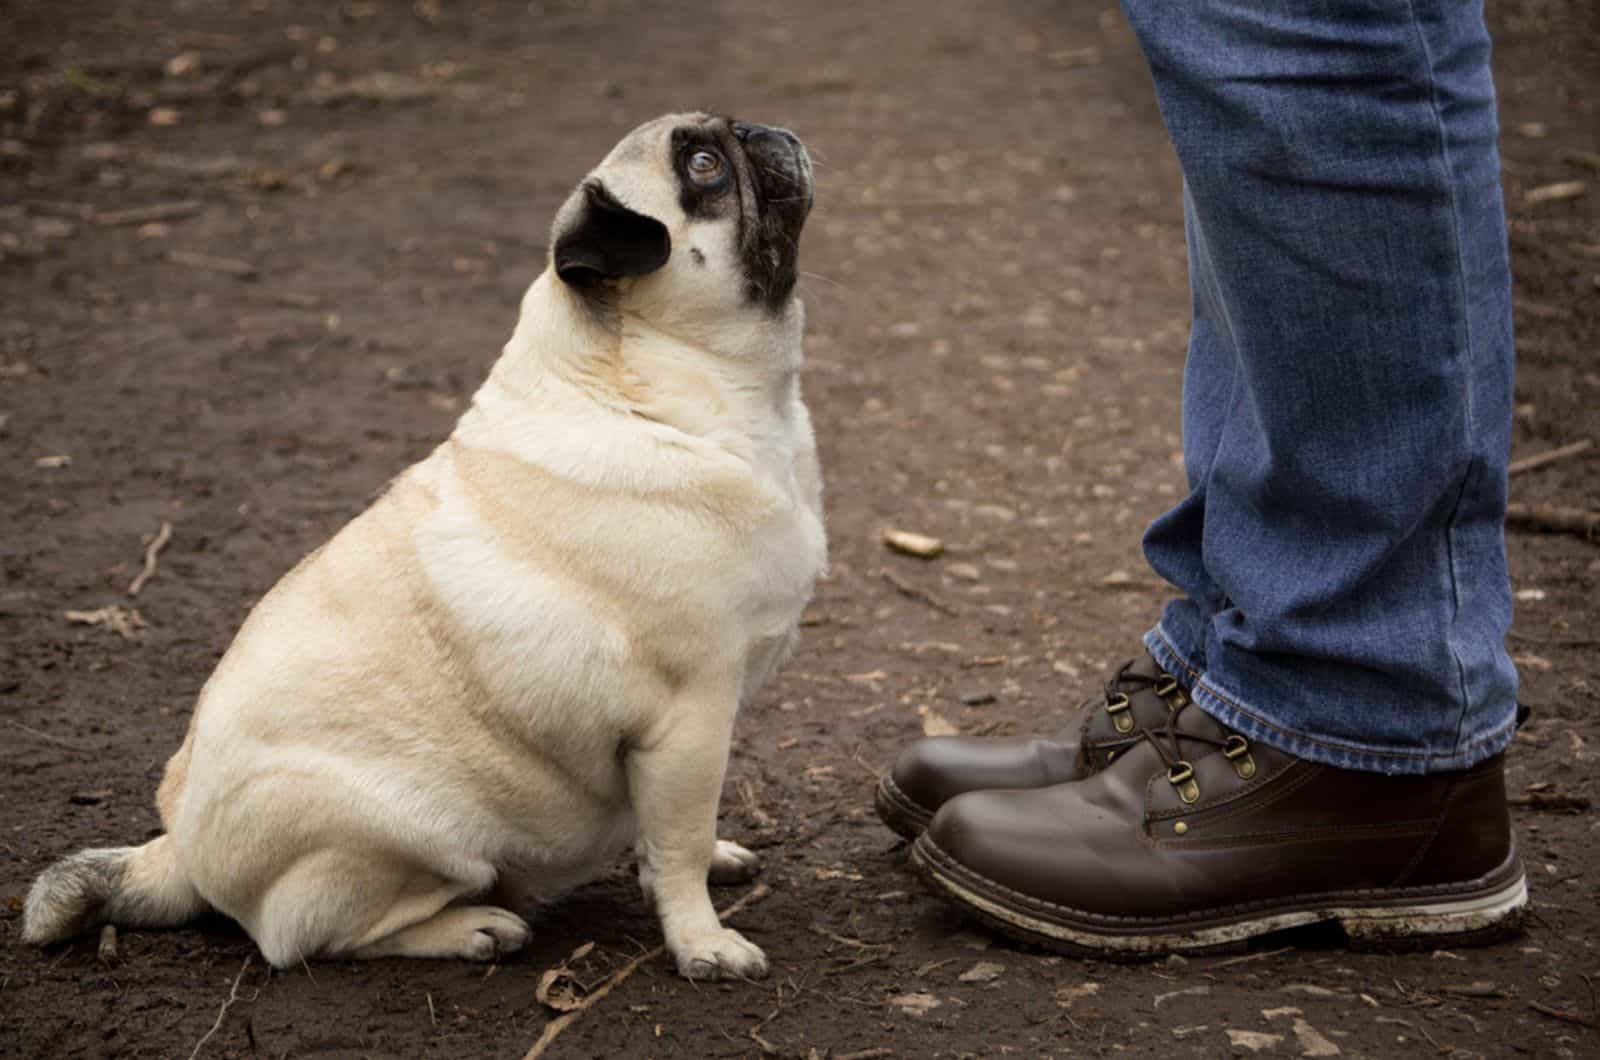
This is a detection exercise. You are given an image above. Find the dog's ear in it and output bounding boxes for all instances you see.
[554,182,671,290]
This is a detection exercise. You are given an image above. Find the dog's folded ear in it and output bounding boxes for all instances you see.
[553,182,672,290]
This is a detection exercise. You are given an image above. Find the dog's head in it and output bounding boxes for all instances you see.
[550,113,813,319]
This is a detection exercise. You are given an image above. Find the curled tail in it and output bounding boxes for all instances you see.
[23,834,206,944]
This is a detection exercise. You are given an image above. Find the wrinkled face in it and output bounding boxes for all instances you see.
[550,112,813,316]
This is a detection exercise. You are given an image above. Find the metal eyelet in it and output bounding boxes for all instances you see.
[1168,761,1200,804]
[1153,675,1187,710]
[1223,734,1257,779]
[1105,692,1134,733]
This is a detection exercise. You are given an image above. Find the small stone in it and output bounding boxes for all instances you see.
[148,106,180,126]
[959,692,996,706]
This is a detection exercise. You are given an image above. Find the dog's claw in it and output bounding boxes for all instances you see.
[672,926,768,981]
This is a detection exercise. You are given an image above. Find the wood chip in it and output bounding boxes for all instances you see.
[882,528,944,559]
[917,704,959,737]
[1523,180,1586,205]
[887,992,941,1017]
[957,960,1005,983]
[1226,1030,1284,1053]
[167,249,258,278]
[1292,1018,1342,1056]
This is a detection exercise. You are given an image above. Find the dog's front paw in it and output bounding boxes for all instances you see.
[708,839,761,885]
[671,926,768,981]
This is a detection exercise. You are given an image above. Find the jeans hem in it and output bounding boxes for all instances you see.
[1143,625,1516,776]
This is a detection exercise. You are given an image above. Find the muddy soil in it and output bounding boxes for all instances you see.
[2,1,1596,1057]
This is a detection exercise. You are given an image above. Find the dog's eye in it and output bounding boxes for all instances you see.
[686,149,725,186]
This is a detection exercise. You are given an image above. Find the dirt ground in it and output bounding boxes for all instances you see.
[2,1,1597,1057]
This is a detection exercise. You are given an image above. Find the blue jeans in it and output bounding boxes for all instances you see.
[1120,0,1518,774]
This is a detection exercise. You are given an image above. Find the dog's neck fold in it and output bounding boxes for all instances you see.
[473,271,806,467]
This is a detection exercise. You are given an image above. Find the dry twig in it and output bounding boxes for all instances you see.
[4,717,91,751]
[128,521,173,597]
[64,605,147,641]
[1528,1000,1596,1028]
[880,569,958,616]
[95,200,203,227]
[521,883,772,1060]
[1508,438,1593,476]
[1506,502,1600,542]
[187,954,255,1060]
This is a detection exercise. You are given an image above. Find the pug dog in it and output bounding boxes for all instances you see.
[23,113,824,981]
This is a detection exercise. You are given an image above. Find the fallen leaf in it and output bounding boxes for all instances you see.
[535,940,595,1012]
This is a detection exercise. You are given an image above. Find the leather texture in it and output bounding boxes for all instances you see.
[918,699,1518,926]
[883,655,1185,827]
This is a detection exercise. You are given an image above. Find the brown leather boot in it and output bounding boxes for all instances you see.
[875,654,1187,839]
[909,698,1526,957]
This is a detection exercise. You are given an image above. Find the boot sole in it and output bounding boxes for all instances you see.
[911,835,1527,959]
[874,774,934,841]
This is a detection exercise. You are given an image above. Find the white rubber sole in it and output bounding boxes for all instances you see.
[914,840,1528,957]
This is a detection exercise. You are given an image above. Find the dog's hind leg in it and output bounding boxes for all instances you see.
[708,839,760,885]
[246,849,517,966]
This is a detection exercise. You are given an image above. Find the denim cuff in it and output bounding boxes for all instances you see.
[1143,624,1518,776]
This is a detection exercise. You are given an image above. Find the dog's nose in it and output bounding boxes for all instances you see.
[733,121,800,147]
